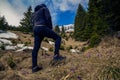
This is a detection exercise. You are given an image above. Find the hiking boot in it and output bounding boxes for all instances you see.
[53,55,66,61]
[49,55,66,66]
[32,66,42,73]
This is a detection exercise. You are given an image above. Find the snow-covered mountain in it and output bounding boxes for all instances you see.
[59,24,74,33]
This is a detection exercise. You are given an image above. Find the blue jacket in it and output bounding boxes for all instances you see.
[32,4,53,29]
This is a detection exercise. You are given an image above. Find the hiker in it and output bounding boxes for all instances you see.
[31,4,65,73]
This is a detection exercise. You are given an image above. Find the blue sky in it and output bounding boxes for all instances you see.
[0,0,89,26]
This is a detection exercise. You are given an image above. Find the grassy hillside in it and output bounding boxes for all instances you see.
[0,31,120,80]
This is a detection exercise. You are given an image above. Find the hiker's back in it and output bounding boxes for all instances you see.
[33,8,46,26]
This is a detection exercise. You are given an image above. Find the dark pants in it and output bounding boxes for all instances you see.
[32,26,61,68]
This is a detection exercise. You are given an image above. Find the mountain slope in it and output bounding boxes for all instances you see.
[0,31,120,80]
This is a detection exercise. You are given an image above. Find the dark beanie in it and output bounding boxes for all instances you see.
[34,4,46,12]
[34,5,41,12]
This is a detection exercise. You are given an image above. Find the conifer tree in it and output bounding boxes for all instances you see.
[101,0,120,31]
[0,16,8,31]
[74,0,120,47]
[19,6,33,32]
[61,25,65,34]
[89,0,110,35]
[61,25,66,38]
[74,3,86,41]
[54,25,60,34]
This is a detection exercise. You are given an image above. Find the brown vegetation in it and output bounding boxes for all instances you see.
[0,32,120,80]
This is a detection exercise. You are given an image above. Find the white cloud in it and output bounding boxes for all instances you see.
[29,0,89,24]
[9,0,27,13]
[0,0,89,26]
[51,0,88,12]
[48,0,89,25]
[0,0,27,26]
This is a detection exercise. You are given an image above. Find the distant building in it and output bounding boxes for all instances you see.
[59,24,74,33]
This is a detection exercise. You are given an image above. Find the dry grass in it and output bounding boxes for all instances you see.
[0,32,120,80]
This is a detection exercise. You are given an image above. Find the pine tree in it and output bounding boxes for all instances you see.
[101,0,120,31]
[61,25,65,34]
[114,1,120,31]
[74,3,86,41]
[73,0,120,47]
[19,6,33,33]
[88,0,120,35]
[0,16,8,31]
[54,25,60,34]
[89,0,110,35]
[61,25,66,38]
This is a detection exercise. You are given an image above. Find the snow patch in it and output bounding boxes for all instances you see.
[17,44,24,48]
[41,47,49,51]
[65,29,74,33]
[0,39,12,45]
[70,49,80,53]
[0,30,5,33]
[59,24,74,33]
[0,31,18,39]
[5,46,17,50]
[48,41,54,45]
[16,46,33,52]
